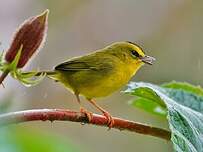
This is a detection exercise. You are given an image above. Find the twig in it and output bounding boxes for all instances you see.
[0,109,171,140]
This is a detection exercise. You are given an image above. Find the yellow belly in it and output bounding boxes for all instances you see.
[56,62,143,99]
[79,71,128,98]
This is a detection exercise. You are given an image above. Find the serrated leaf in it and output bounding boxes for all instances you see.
[125,82,203,152]
[163,88,203,114]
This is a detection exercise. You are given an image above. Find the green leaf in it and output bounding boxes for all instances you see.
[162,88,203,114]
[126,83,166,108]
[129,98,167,117]
[125,82,167,117]
[125,82,203,152]
[162,81,203,97]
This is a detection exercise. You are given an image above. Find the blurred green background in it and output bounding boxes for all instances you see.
[0,0,202,151]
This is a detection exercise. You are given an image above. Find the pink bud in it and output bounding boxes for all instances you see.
[5,9,49,68]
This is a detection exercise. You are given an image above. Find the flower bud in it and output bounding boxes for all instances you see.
[5,9,49,68]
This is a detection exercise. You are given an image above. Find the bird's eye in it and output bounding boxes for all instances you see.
[131,50,139,57]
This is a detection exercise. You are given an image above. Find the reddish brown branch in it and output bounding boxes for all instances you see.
[0,109,171,140]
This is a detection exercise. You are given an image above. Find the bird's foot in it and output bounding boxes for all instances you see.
[80,107,93,123]
[103,111,114,129]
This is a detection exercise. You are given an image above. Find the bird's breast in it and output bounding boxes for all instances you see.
[78,62,140,99]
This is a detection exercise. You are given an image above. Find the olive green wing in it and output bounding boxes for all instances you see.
[54,54,114,73]
[54,54,119,95]
[55,60,98,71]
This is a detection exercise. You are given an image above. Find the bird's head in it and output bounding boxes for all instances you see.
[106,41,155,66]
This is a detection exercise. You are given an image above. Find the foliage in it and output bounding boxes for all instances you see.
[125,81,203,152]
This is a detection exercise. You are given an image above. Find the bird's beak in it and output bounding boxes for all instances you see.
[139,55,155,65]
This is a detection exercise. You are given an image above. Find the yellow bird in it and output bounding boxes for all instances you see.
[35,41,155,127]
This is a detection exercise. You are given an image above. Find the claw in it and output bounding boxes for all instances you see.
[103,111,114,129]
[87,99,114,129]
[80,107,93,123]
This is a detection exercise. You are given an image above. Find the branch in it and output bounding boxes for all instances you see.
[0,109,171,140]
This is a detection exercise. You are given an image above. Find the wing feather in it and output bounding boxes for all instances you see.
[54,53,114,72]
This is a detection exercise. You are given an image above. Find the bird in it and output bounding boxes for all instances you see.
[25,41,155,127]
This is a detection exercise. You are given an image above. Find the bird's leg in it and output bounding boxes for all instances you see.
[88,99,114,128]
[75,94,92,122]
